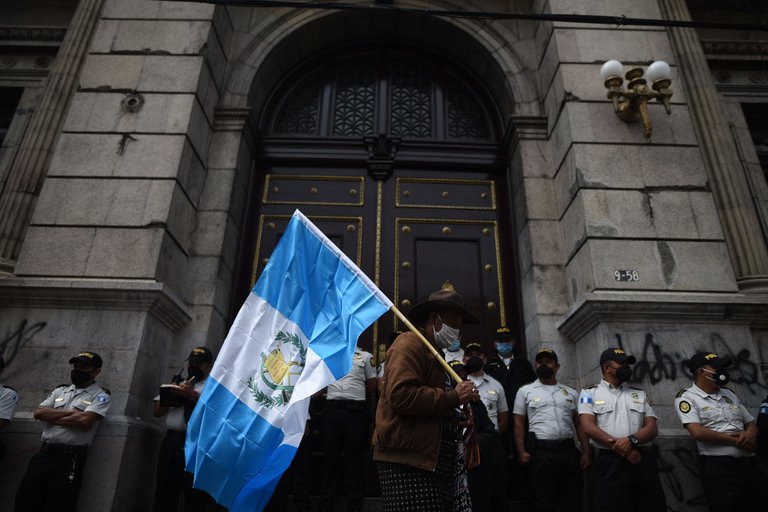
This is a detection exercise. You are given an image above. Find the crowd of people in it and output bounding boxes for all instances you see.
[1,284,768,512]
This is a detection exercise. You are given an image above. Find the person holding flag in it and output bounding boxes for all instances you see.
[184,210,393,512]
[373,283,481,512]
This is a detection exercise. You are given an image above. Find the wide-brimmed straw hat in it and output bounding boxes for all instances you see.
[406,282,480,325]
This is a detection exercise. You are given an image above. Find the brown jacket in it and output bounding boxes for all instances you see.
[372,330,461,470]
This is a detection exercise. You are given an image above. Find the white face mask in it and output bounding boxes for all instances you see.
[433,315,461,349]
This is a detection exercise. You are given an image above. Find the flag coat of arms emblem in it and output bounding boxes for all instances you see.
[185,210,392,512]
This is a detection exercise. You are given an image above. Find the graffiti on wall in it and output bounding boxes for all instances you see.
[0,319,47,368]
[615,332,767,394]
[652,444,706,512]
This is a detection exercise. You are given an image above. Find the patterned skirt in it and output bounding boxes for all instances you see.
[377,437,460,512]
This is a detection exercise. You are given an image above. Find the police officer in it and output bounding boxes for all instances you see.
[513,348,590,512]
[0,355,20,461]
[675,351,766,512]
[444,339,465,363]
[484,328,535,500]
[320,345,377,512]
[578,347,666,512]
[152,346,215,512]
[463,342,509,433]
[485,328,536,413]
[13,351,111,512]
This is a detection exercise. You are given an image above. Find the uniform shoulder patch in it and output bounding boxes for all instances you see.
[56,384,69,389]
[675,388,689,398]
[629,386,643,391]
[2,385,17,393]
[678,400,692,414]
[583,384,598,390]
[100,387,111,395]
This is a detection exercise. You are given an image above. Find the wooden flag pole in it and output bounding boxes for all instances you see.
[390,305,463,384]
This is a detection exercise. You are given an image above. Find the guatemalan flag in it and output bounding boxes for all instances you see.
[185,210,392,511]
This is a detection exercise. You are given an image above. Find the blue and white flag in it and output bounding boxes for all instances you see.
[185,210,392,512]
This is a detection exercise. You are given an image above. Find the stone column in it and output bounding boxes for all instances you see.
[0,0,104,274]
[659,0,768,292]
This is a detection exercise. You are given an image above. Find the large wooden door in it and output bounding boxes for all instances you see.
[249,165,513,363]
[247,44,518,362]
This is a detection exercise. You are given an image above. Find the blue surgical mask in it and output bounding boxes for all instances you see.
[447,340,461,352]
[496,342,513,357]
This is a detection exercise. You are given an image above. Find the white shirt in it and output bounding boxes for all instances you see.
[468,373,508,431]
[578,379,656,449]
[327,348,377,401]
[675,383,755,457]
[154,379,207,432]
[40,382,111,446]
[444,348,464,363]
[0,383,19,422]
[514,380,578,441]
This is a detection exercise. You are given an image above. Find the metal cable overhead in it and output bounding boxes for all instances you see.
[164,0,768,32]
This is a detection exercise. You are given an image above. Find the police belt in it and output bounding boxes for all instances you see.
[40,442,87,456]
[535,438,575,451]
[325,399,366,411]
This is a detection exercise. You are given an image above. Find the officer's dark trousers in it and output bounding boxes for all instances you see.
[290,427,314,512]
[13,444,87,512]
[320,400,369,512]
[595,448,666,512]
[700,455,766,512]
[529,441,583,512]
[153,430,213,512]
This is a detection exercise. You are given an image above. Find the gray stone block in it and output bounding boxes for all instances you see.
[63,92,196,135]
[553,28,674,67]
[80,54,144,90]
[649,191,724,240]
[190,211,227,257]
[547,0,662,19]
[551,103,698,171]
[102,0,215,19]
[84,228,166,278]
[91,20,212,55]
[32,178,175,227]
[554,144,709,215]
[528,219,565,266]
[139,56,205,93]
[522,177,558,221]
[15,227,95,276]
[520,264,569,326]
[566,239,739,297]
[199,168,236,212]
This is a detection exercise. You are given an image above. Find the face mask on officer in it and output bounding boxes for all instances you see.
[535,364,555,380]
[464,356,484,375]
[614,365,633,383]
[433,315,461,350]
[446,340,461,352]
[187,364,205,382]
[70,369,93,386]
[496,342,513,357]
[701,367,730,386]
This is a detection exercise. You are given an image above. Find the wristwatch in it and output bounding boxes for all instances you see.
[628,434,640,447]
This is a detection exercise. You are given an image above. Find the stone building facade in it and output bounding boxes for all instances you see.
[0,0,766,510]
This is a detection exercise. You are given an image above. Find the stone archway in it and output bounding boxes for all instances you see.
[210,6,543,346]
